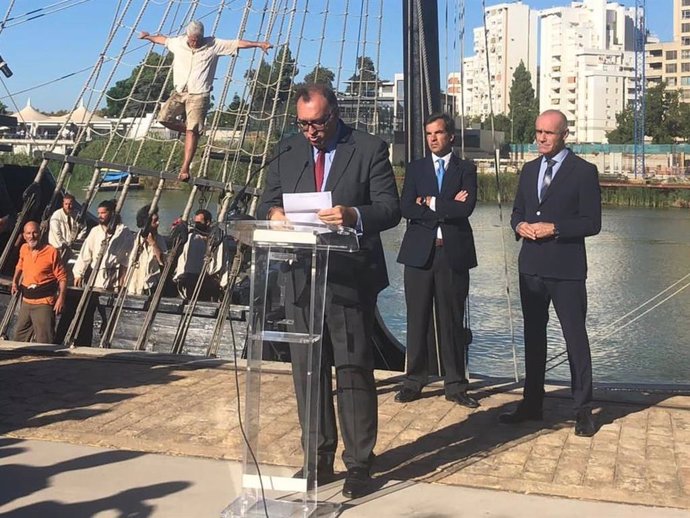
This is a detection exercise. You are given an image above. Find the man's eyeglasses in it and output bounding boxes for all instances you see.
[295,111,333,131]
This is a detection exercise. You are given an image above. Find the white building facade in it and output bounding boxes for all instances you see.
[459,2,538,119]
[539,0,638,143]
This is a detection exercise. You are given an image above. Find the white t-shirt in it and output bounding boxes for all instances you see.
[165,35,239,94]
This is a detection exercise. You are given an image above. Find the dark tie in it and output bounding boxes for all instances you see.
[436,158,445,192]
[314,149,326,191]
[540,159,556,202]
[67,214,73,232]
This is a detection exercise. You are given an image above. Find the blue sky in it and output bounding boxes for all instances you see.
[0,0,672,113]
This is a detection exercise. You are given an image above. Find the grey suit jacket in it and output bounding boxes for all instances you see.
[258,122,401,302]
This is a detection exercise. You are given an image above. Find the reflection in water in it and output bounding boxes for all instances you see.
[381,204,690,385]
[97,191,690,384]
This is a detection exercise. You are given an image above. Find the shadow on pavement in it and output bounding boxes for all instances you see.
[0,350,185,436]
[373,385,679,484]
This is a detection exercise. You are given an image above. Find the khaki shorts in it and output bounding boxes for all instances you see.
[159,91,210,133]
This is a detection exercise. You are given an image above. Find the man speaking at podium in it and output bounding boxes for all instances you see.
[258,84,400,498]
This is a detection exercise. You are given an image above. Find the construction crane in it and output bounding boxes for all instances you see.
[633,0,646,178]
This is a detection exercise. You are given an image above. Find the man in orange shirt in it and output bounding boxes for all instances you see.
[11,221,67,344]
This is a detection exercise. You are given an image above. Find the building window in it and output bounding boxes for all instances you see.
[685,0,690,6]
[681,76,690,85]
[684,37,690,45]
[684,10,690,18]
[667,63,678,73]
[683,50,690,59]
[683,63,690,72]
[668,77,678,86]
[667,50,678,60]
[683,23,690,33]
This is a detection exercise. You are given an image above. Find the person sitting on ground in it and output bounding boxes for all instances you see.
[48,193,86,259]
[139,20,272,182]
[127,204,167,296]
[173,209,225,301]
[11,221,67,344]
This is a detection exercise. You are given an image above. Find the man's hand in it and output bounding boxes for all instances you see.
[10,282,17,295]
[54,296,65,315]
[74,276,83,287]
[318,205,357,227]
[454,190,469,202]
[259,41,273,53]
[532,222,556,239]
[516,221,556,240]
[415,196,424,206]
[267,207,288,221]
[139,31,150,40]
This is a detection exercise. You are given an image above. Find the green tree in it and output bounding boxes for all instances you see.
[346,56,379,97]
[507,61,539,144]
[645,82,682,144]
[208,94,243,128]
[606,107,635,144]
[105,52,174,117]
[489,113,512,134]
[301,66,335,89]
[245,45,298,117]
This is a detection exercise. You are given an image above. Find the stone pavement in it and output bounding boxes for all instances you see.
[0,343,689,514]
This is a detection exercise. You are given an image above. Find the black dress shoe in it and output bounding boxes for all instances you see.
[445,391,480,408]
[498,404,543,424]
[395,387,421,403]
[575,408,596,437]
[342,467,371,499]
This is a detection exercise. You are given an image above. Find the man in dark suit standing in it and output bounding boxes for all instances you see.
[395,113,479,408]
[258,84,400,498]
[500,109,601,437]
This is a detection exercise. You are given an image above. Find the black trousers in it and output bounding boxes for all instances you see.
[403,244,470,395]
[287,280,378,472]
[519,273,593,411]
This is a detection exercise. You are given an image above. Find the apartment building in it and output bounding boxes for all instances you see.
[539,0,637,143]
[456,2,538,119]
[647,0,690,102]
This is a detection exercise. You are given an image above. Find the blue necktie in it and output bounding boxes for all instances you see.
[436,158,445,192]
[540,159,556,202]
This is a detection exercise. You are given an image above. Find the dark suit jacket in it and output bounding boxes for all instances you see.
[257,122,401,302]
[510,151,602,281]
[397,154,478,273]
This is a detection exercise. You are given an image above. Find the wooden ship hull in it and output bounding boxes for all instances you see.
[0,164,405,370]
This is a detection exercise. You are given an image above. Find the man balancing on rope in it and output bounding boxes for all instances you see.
[140,21,272,182]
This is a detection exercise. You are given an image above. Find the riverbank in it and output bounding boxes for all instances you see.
[0,343,688,514]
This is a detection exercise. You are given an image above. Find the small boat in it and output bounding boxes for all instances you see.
[93,170,142,191]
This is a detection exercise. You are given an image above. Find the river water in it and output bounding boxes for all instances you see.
[95,190,690,385]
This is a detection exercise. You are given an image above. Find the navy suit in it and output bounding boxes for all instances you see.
[510,150,601,410]
[258,122,400,471]
[397,153,477,393]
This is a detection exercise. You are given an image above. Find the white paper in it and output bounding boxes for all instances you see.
[283,191,332,224]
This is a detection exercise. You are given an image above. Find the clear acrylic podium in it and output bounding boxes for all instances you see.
[222,220,359,518]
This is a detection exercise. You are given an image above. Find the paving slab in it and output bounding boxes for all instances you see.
[0,344,689,514]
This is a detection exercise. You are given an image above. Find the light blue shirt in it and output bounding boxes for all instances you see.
[537,148,569,199]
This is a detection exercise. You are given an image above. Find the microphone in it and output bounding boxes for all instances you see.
[226,144,293,216]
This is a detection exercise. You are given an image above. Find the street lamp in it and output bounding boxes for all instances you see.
[0,55,12,77]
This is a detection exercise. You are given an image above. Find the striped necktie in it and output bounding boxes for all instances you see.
[540,159,556,202]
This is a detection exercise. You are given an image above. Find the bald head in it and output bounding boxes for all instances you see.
[23,221,40,250]
[535,110,569,158]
